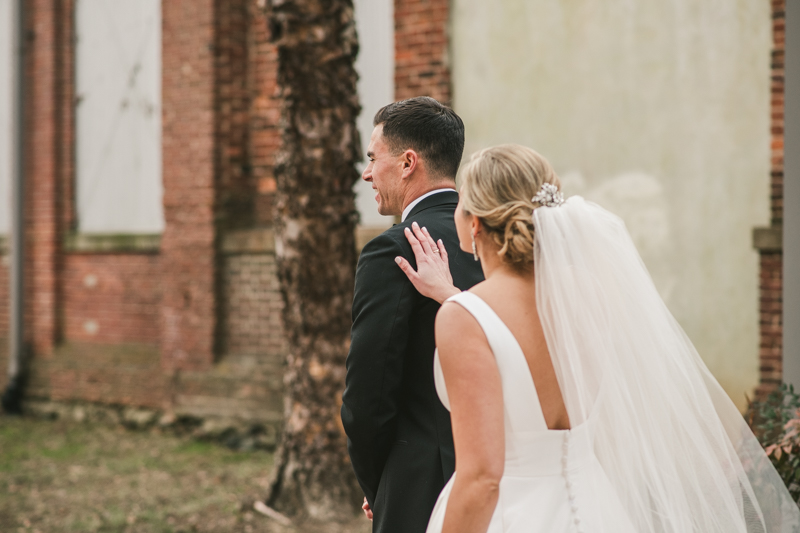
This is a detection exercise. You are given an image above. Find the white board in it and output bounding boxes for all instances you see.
[75,0,163,234]
[0,0,14,235]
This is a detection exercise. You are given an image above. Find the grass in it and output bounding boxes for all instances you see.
[0,416,369,533]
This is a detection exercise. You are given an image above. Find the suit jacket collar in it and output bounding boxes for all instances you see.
[405,190,459,220]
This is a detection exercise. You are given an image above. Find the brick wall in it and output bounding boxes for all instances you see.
[29,343,169,409]
[248,2,281,226]
[224,253,286,358]
[61,255,162,345]
[216,0,256,230]
[26,0,62,357]
[2,0,450,424]
[771,0,786,228]
[759,253,783,395]
[394,0,451,103]
[756,0,786,398]
[161,0,219,372]
[57,0,76,235]
[0,0,291,426]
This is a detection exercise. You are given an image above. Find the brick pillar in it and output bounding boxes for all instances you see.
[248,1,280,226]
[26,0,62,357]
[394,0,451,103]
[57,0,75,235]
[161,0,262,370]
[215,0,254,230]
[161,0,218,371]
[771,0,786,229]
[758,252,783,395]
[756,0,786,398]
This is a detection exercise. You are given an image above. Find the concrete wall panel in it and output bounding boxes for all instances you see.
[451,0,772,408]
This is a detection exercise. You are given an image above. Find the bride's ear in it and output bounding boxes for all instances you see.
[471,215,483,236]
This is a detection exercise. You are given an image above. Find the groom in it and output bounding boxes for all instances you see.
[341,97,484,532]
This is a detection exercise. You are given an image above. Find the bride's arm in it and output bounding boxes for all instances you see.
[436,302,505,533]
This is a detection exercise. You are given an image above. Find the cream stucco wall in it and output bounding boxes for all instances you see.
[451,0,771,409]
[353,0,395,228]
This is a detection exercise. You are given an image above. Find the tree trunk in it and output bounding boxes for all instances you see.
[263,0,362,520]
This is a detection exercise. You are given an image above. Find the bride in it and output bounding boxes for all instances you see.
[394,144,800,533]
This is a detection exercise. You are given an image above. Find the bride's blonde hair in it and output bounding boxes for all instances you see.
[460,144,561,269]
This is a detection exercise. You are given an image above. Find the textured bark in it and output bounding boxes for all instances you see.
[263,0,362,519]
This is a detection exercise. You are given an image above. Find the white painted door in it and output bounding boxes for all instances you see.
[75,0,163,234]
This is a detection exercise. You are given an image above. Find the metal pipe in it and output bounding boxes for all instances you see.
[3,0,26,414]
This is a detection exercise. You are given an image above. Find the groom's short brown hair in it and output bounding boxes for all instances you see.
[373,97,465,179]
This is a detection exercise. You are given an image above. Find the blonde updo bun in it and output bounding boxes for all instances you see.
[460,144,560,269]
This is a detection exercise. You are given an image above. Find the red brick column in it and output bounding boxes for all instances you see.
[248,1,280,226]
[756,0,786,398]
[759,253,783,395]
[394,0,451,104]
[57,0,75,235]
[771,0,786,228]
[215,0,254,230]
[25,0,63,357]
[161,0,218,371]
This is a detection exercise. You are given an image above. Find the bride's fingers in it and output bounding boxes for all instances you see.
[411,222,434,255]
[394,256,420,283]
[421,227,440,257]
[437,239,449,266]
[403,227,427,261]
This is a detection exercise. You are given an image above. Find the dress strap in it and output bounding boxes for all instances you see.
[444,291,549,432]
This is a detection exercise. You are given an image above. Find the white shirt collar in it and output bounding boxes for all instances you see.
[401,188,456,222]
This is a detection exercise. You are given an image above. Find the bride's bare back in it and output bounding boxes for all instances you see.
[469,274,570,431]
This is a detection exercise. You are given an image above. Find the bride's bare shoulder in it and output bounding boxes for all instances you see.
[435,295,486,351]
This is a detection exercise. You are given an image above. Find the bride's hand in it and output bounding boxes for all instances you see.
[395,221,460,304]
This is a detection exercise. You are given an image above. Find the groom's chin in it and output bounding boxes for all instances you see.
[376,204,391,217]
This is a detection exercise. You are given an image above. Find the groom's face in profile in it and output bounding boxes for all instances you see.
[363,124,405,216]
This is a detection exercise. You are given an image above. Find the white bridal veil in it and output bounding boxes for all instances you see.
[533,196,800,533]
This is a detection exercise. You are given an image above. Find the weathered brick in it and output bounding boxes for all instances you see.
[2,0,455,425]
[394,0,451,103]
[756,0,785,398]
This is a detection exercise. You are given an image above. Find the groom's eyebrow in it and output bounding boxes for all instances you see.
[366,150,375,158]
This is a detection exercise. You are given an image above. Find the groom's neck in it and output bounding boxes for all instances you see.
[400,179,457,213]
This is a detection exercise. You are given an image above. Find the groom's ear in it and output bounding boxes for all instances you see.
[400,149,419,179]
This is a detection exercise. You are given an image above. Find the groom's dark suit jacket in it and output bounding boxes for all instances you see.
[342,191,484,533]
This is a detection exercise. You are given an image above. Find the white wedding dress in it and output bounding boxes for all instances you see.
[425,291,636,533]
[424,196,799,533]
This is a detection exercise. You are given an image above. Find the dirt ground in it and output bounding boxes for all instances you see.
[0,416,370,533]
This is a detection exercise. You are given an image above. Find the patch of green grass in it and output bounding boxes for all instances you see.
[40,440,85,460]
[0,416,366,533]
[174,439,217,455]
[221,451,259,464]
